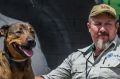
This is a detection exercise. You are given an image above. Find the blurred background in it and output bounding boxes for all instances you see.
[0,0,119,75]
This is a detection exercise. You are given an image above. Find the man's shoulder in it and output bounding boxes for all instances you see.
[68,45,92,59]
[78,45,92,52]
[117,36,120,45]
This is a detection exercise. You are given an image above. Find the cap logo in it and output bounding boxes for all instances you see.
[101,5,110,9]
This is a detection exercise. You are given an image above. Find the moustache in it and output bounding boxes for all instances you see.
[98,31,109,36]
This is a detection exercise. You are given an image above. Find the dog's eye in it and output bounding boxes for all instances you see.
[30,30,35,34]
[15,31,22,35]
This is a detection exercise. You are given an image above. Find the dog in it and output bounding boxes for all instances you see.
[0,22,36,79]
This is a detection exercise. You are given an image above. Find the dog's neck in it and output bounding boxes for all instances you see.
[0,49,31,71]
[4,45,29,63]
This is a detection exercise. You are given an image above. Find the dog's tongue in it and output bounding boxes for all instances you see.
[22,48,33,57]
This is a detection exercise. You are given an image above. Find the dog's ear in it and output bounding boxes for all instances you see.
[0,25,9,37]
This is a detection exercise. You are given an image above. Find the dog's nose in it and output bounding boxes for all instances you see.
[27,38,36,47]
[28,39,34,44]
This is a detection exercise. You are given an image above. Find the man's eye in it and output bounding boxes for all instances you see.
[106,23,112,25]
[95,23,101,26]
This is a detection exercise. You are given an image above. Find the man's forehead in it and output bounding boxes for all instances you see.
[89,17,116,24]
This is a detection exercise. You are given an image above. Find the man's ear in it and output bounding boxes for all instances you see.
[87,22,91,32]
[116,22,119,33]
[0,25,9,37]
[116,22,119,28]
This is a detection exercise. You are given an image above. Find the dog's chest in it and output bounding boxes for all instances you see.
[0,54,34,79]
[10,59,34,79]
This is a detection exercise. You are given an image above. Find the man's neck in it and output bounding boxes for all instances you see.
[94,47,104,58]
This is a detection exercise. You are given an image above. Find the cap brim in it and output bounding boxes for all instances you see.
[90,10,116,18]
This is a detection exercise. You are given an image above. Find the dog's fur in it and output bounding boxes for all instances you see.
[0,22,36,79]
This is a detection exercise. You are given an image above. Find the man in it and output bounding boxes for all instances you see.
[35,3,120,79]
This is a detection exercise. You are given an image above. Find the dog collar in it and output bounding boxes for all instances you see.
[11,58,28,62]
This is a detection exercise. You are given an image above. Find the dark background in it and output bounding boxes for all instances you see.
[0,0,95,69]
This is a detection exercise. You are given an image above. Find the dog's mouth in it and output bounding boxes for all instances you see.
[12,43,33,57]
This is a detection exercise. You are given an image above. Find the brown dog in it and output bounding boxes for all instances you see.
[0,22,36,79]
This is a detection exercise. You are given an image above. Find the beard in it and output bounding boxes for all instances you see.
[95,38,110,50]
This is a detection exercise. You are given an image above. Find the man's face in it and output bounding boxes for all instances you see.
[87,13,118,49]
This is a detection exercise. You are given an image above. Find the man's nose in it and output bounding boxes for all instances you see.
[99,26,106,32]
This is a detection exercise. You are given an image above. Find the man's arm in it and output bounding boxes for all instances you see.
[34,53,73,79]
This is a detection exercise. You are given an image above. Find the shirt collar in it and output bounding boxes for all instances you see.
[78,44,94,56]
[110,35,118,50]
[78,35,118,55]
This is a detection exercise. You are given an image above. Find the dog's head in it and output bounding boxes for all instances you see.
[0,22,36,60]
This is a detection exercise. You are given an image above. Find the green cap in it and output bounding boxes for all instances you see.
[89,4,117,18]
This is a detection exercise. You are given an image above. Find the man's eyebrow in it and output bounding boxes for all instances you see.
[107,20,114,22]
[93,21,100,23]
